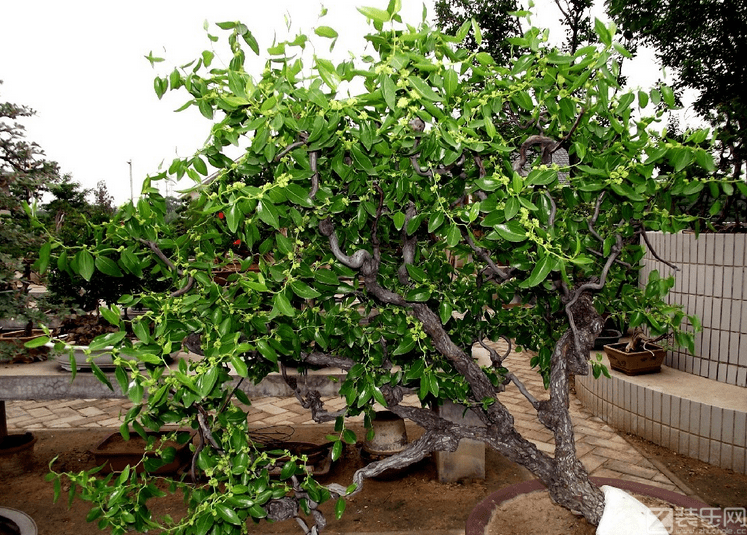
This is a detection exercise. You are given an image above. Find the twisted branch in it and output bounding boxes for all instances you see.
[640,227,680,272]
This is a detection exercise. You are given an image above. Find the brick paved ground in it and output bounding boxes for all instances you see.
[5,346,692,495]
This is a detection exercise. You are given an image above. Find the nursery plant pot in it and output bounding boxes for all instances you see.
[603,341,666,375]
[0,432,37,478]
[593,328,623,349]
[466,478,742,535]
[0,507,38,535]
[363,410,408,455]
[0,329,49,363]
[360,411,415,480]
[92,430,195,474]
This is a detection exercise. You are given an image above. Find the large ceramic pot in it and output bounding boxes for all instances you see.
[47,341,178,372]
[466,478,742,535]
[0,329,49,362]
[0,432,37,478]
[47,341,140,372]
[0,507,37,535]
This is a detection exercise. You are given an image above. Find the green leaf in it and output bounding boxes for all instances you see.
[670,149,694,172]
[342,429,357,445]
[248,504,267,519]
[257,339,279,363]
[284,184,314,208]
[493,222,527,242]
[273,292,295,317]
[95,256,123,278]
[315,26,338,39]
[24,335,50,348]
[428,212,445,233]
[335,497,346,520]
[216,504,241,526]
[90,361,113,391]
[475,52,494,65]
[257,198,280,229]
[314,269,340,286]
[76,249,95,281]
[694,150,716,172]
[504,198,519,220]
[446,224,461,247]
[357,6,391,23]
[406,288,431,302]
[520,255,553,288]
[660,84,676,108]
[443,69,458,98]
[350,144,375,174]
[230,354,248,377]
[225,204,241,233]
[290,280,321,299]
[37,242,51,274]
[131,320,150,343]
[681,181,704,196]
[331,440,344,461]
[438,302,453,325]
[471,19,482,45]
[315,57,341,91]
[407,76,442,102]
[594,18,612,46]
[405,264,427,283]
[393,337,416,356]
[381,75,397,109]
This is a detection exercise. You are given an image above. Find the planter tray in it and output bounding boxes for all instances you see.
[603,341,666,375]
[259,441,334,477]
[92,430,194,474]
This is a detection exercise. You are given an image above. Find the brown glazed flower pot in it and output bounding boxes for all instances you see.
[603,341,666,375]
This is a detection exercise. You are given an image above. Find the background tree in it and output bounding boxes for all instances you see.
[0,81,60,338]
[434,0,523,64]
[607,0,747,219]
[435,0,595,58]
[91,180,116,221]
[37,6,727,534]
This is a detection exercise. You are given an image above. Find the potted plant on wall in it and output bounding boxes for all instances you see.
[602,269,699,375]
[33,5,730,534]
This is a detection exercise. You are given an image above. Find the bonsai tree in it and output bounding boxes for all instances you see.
[37,5,729,533]
[0,82,60,358]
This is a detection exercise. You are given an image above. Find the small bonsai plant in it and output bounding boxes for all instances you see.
[35,5,730,534]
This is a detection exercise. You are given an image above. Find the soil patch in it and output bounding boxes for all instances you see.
[0,424,534,534]
[2,426,746,534]
[625,433,747,510]
[484,491,726,535]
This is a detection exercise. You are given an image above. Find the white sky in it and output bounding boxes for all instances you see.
[1,0,678,206]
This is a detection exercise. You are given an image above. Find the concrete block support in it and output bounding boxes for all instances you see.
[434,400,486,482]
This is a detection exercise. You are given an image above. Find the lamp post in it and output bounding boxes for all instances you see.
[127,160,133,202]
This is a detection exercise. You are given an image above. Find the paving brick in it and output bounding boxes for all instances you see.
[25,407,54,418]
[580,453,607,473]
[78,406,106,417]
[603,459,660,480]
[4,349,683,492]
[581,434,634,451]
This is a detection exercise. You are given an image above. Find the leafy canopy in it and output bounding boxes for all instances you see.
[37,3,727,533]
